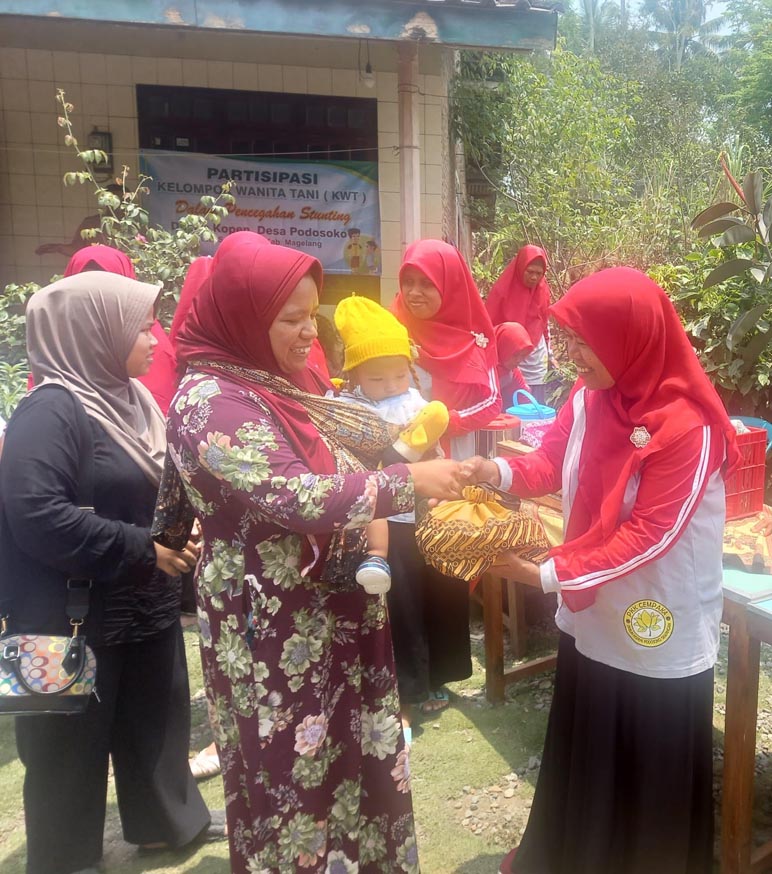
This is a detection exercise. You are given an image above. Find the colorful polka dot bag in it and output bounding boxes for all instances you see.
[0,633,97,715]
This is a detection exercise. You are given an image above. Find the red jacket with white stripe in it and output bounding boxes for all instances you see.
[441,366,502,438]
[499,388,726,678]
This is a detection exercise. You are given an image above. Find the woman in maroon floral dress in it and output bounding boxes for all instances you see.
[168,238,464,873]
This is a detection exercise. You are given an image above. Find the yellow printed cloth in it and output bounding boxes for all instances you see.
[520,499,564,548]
[415,485,550,582]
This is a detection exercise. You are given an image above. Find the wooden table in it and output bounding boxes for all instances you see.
[482,562,772,871]
[482,570,557,702]
[722,586,772,874]
[481,438,561,702]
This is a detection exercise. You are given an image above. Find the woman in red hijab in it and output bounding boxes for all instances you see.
[169,237,463,873]
[391,239,497,713]
[392,239,501,461]
[169,255,212,351]
[469,268,740,874]
[170,232,268,353]
[170,233,331,381]
[494,322,534,407]
[486,245,551,402]
[63,245,179,413]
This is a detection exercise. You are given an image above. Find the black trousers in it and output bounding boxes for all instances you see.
[513,633,715,874]
[16,621,209,874]
[386,521,472,704]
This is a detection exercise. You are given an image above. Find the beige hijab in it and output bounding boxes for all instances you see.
[26,271,166,485]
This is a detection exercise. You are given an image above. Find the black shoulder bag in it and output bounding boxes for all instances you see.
[0,388,98,715]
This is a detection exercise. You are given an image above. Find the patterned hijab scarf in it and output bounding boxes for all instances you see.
[167,240,394,579]
[27,272,166,485]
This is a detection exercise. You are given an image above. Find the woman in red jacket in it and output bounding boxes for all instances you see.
[392,239,501,461]
[469,267,740,874]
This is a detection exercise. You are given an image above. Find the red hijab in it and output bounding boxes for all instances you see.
[549,267,740,608]
[61,245,178,413]
[176,239,333,474]
[392,239,498,405]
[170,256,212,349]
[494,322,534,364]
[65,245,136,278]
[171,234,270,350]
[486,245,550,345]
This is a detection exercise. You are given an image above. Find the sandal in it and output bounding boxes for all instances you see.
[189,746,221,780]
[137,810,228,855]
[420,688,450,714]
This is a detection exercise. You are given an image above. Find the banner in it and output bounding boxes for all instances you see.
[139,151,382,275]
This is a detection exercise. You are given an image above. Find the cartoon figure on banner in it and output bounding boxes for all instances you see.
[364,239,381,275]
[343,227,375,274]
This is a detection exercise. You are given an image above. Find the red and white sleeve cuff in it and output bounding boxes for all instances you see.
[539,558,560,593]
[493,457,513,491]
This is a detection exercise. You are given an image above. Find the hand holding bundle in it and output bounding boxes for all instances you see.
[415,484,550,581]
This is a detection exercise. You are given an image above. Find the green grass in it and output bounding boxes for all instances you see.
[0,615,768,873]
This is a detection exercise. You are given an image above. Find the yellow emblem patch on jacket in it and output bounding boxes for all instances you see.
[623,599,674,647]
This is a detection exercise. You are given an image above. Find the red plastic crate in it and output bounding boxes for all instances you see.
[725,426,767,521]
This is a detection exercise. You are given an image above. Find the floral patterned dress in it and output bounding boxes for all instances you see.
[167,370,419,874]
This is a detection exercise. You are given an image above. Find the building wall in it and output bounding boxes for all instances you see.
[0,17,454,304]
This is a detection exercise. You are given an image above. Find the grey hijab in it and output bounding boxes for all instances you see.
[26,271,166,485]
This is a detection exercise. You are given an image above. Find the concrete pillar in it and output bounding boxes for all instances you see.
[397,41,421,252]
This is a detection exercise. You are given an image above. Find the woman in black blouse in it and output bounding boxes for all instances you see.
[0,272,216,874]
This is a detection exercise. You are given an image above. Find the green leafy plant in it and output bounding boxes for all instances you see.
[54,90,235,319]
[685,163,772,407]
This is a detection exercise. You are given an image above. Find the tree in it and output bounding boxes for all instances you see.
[725,0,772,141]
[640,0,723,72]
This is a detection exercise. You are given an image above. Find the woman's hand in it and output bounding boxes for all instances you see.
[408,458,467,500]
[491,551,541,586]
[154,540,201,576]
[459,455,501,487]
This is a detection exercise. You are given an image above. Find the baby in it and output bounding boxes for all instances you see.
[333,295,448,594]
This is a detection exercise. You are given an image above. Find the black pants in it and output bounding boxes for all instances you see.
[387,521,472,704]
[16,621,209,874]
[513,633,715,874]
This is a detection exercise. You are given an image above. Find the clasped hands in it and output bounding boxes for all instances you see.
[407,454,500,501]
[408,455,541,584]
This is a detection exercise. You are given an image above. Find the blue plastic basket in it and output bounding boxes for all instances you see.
[506,389,556,421]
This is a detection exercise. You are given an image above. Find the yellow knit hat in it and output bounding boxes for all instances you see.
[334,295,412,372]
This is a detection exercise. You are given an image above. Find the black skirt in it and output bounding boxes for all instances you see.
[386,520,472,703]
[513,632,715,874]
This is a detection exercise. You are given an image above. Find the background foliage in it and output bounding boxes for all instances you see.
[453,0,772,415]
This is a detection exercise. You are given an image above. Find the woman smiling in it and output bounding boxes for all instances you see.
[169,238,465,873]
[468,267,740,874]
